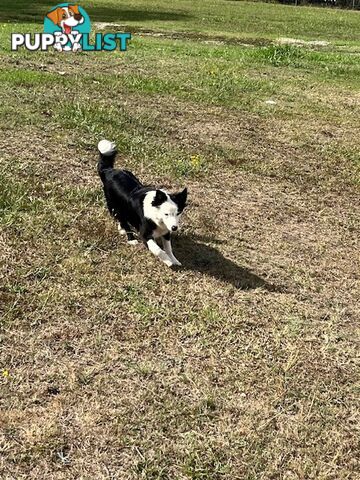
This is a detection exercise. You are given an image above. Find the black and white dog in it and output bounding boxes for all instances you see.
[98,140,187,267]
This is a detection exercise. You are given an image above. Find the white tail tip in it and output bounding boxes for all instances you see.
[98,139,116,156]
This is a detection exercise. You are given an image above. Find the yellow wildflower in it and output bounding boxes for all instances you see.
[190,155,202,168]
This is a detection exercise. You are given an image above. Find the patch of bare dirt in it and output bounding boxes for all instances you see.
[93,22,270,47]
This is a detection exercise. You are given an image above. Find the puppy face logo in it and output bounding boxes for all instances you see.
[46,5,84,35]
[44,3,91,52]
[12,3,130,53]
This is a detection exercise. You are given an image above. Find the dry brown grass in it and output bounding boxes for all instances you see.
[1,115,359,478]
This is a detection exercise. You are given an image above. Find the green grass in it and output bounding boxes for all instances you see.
[1,0,360,44]
[1,31,358,182]
[1,1,359,479]
[0,69,60,85]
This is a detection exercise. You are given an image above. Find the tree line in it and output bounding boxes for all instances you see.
[277,0,359,8]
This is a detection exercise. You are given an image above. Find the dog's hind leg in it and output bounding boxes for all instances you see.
[118,220,138,245]
[117,222,127,236]
[127,232,138,245]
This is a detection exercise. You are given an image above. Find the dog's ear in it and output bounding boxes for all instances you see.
[171,188,187,213]
[152,190,167,207]
[69,5,80,15]
[46,8,61,26]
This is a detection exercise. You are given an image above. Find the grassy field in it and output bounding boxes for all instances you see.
[1,1,360,479]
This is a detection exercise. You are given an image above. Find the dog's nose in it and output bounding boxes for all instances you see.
[171,226,178,232]
[74,13,82,21]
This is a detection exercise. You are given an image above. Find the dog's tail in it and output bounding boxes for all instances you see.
[97,139,117,180]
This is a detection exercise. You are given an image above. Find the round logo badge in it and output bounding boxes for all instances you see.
[44,3,91,50]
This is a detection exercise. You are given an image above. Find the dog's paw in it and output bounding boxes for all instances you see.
[128,239,139,246]
[164,259,181,268]
[118,225,126,235]
[169,256,182,267]
[164,259,175,267]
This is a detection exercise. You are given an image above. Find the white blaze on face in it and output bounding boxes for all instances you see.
[158,198,179,231]
[60,7,79,31]
[143,190,180,232]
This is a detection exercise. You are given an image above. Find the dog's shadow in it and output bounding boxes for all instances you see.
[174,234,277,291]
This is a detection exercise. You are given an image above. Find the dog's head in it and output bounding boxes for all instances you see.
[46,5,84,34]
[145,188,188,232]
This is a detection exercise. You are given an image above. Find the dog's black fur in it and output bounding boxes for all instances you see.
[98,144,187,247]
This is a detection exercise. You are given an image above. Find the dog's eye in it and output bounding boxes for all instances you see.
[62,13,67,19]
[165,213,169,216]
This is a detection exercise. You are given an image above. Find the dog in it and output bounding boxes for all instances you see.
[46,5,84,52]
[98,140,188,267]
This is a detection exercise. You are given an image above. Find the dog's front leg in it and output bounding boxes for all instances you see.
[147,239,174,267]
[162,234,181,266]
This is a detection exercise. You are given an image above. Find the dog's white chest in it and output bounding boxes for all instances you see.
[153,225,169,238]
